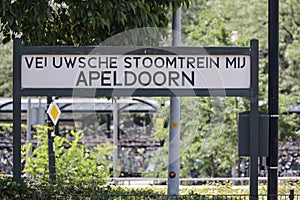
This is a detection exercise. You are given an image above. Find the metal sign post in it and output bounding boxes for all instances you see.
[249,39,259,200]
[268,0,279,199]
[167,6,181,196]
[47,96,56,182]
[13,39,22,183]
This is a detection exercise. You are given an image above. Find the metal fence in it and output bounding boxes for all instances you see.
[18,189,298,200]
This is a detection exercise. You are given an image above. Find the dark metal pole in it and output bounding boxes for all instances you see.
[268,0,279,199]
[290,190,295,200]
[250,39,259,200]
[55,122,59,136]
[13,39,22,183]
[47,96,56,181]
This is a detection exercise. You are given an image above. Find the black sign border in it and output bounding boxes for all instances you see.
[15,41,253,97]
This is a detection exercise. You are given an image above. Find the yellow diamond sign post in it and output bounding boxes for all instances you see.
[47,102,61,125]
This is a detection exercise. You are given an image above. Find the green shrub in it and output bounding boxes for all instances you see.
[22,126,113,185]
[0,176,31,199]
[1,176,300,199]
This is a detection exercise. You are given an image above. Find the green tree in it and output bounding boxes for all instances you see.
[146,97,247,178]
[187,1,300,137]
[147,0,300,178]
[0,0,190,45]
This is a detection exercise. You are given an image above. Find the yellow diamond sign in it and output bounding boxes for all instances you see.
[47,102,61,125]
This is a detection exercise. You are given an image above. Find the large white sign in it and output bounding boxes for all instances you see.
[21,54,250,89]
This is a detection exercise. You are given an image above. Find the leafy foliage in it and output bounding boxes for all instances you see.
[146,0,300,178]
[186,0,300,140]
[0,0,190,46]
[1,175,300,198]
[147,97,246,178]
[0,41,12,96]
[22,126,113,185]
[0,177,31,199]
